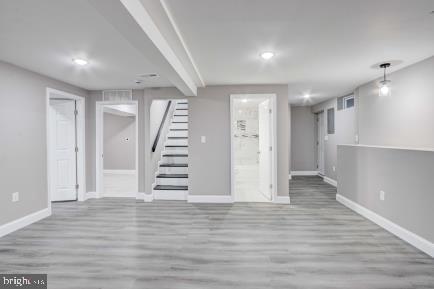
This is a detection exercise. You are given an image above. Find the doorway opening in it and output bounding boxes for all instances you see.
[96,101,138,197]
[46,88,86,204]
[230,94,277,202]
[316,111,325,176]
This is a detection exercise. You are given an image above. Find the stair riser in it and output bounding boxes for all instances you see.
[176,103,188,109]
[174,110,188,116]
[168,131,188,138]
[156,178,188,186]
[153,190,187,201]
[172,116,188,123]
[162,156,188,163]
[159,166,188,174]
[170,123,188,130]
[165,139,188,146]
[162,149,188,155]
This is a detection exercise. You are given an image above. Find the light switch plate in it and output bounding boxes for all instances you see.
[201,136,206,143]
[380,190,385,201]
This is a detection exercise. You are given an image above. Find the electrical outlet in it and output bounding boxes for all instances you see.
[332,166,336,172]
[355,134,359,143]
[201,136,206,143]
[324,135,329,141]
[12,192,19,202]
[379,190,385,201]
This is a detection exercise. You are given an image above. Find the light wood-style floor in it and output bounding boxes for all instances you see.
[0,176,433,289]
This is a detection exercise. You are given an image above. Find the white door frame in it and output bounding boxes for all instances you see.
[46,88,86,207]
[95,101,139,197]
[230,94,277,202]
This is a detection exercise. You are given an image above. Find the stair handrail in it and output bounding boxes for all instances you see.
[152,100,172,152]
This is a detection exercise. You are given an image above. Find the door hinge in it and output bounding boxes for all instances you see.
[74,109,78,116]
[269,146,272,151]
[75,184,79,190]
[75,147,79,153]
[269,184,273,189]
[269,108,272,114]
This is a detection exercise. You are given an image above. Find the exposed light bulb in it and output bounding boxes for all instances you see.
[379,82,391,96]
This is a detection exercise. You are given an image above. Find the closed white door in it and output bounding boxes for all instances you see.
[317,112,325,175]
[258,99,272,201]
[49,99,77,201]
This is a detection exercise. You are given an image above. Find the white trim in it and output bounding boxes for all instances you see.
[230,94,277,203]
[273,196,291,204]
[153,190,187,200]
[85,192,100,200]
[187,195,234,203]
[291,171,319,176]
[160,0,205,87]
[136,192,154,202]
[101,192,137,198]
[46,88,86,204]
[103,170,136,175]
[336,194,434,258]
[0,208,51,238]
[323,176,337,187]
[96,101,139,197]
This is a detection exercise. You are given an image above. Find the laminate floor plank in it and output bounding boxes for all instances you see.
[0,176,432,288]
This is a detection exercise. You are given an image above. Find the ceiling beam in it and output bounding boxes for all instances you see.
[89,0,197,96]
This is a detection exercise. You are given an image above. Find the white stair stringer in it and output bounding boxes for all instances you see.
[153,100,189,200]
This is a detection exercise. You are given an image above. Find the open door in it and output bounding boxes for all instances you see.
[258,99,272,201]
[49,99,77,201]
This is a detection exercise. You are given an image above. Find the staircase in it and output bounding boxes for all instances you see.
[153,100,189,200]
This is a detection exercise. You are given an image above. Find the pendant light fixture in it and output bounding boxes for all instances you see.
[379,63,391,96]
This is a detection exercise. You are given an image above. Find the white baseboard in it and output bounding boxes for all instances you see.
[101,192,137,198]
[291,171,319,176]
[136,192,154,202]
[187,195,234,203]
[84,192,100,200]
[153,190,187,201]
[273,195,291,204]
[0,207,51,238]
[336,194,434,258]
[104,170,136,175]
[323,176,337,187]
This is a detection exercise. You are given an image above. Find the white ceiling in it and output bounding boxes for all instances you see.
[164,0,434,104]
[0,0,172,90]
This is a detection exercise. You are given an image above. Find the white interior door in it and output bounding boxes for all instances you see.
[50,99,77,201]
[258,99,272,200]
[317,112,325,175]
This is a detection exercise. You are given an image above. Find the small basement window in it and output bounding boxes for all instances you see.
[343,95,354,109]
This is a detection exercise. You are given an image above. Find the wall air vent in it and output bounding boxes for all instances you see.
[103,90,132,102]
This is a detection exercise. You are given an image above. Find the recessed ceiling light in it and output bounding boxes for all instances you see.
[242,99,248,103]
[72,58,88,66]
[303,94,310,99]
[260,51,275,60]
